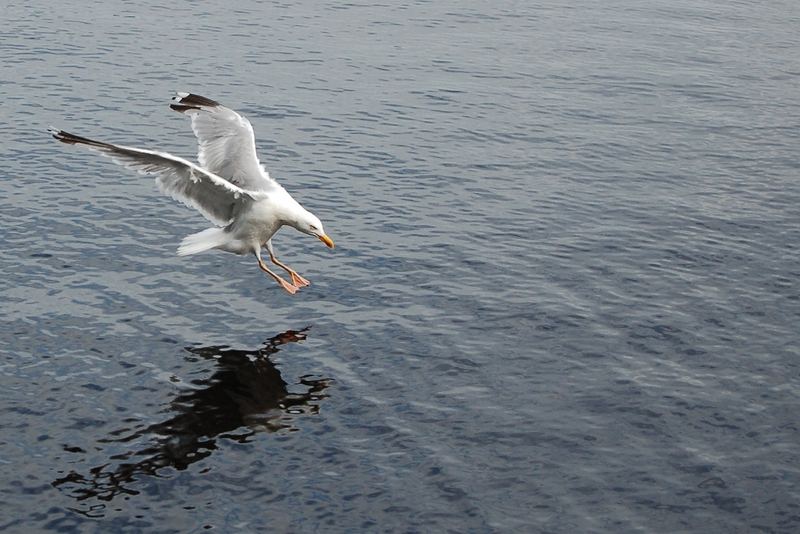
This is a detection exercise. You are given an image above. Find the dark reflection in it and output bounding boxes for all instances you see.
[53,328,330,505]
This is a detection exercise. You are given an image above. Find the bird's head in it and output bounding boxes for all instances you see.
[292,209,334,249]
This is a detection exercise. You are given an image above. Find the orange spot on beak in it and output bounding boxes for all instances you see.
[318,234,335,249]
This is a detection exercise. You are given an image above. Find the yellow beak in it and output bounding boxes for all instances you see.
[318,234,335,249]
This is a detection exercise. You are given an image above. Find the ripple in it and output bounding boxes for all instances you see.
[1,0,800,531]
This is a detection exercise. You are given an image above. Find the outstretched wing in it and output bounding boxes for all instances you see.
[49,128,266,226]
[170,92,277,192]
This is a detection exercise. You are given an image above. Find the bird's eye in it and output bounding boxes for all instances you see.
[310,224,317,231]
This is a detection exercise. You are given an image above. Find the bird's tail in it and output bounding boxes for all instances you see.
[177,227,228,256]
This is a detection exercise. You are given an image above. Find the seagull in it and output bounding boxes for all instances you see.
[49,92,334,295]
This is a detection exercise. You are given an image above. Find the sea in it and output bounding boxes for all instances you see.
[1,0,798,532]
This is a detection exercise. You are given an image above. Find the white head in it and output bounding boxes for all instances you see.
[290,207,335,249]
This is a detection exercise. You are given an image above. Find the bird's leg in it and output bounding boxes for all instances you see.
[256,253,298,295]
[266,241,310,287]
[273,256,311,287]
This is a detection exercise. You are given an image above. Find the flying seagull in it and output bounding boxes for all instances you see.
[49,92,334,295]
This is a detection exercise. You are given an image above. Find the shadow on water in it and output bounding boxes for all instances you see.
[52,328,331,508]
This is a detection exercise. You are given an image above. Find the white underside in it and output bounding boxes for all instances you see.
[177,227,231,256]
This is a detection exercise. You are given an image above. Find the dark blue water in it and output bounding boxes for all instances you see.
[2,0,799,531]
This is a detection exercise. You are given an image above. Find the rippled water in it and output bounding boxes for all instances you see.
[2,0,799,531]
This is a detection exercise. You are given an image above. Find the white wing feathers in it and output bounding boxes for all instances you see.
[48,128,265,227]
[170,92,277,192]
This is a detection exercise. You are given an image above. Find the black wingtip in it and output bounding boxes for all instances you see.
[48,126,64,141]
[47,128,111,148]
[48,127,77,144]
[170,103,201,113]
[172,92,220,108]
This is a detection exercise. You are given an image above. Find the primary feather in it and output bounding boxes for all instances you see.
[48,127,265,226]
[170,92,277,192]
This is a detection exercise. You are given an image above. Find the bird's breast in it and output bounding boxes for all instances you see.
[229,199,283,243]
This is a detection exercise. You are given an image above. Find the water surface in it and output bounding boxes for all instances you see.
[1,0,799,532]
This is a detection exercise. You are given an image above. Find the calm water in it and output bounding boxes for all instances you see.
[2,0,799,532]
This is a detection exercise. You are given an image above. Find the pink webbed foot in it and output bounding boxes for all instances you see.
[277,277,299,295]
[290,272,311,287]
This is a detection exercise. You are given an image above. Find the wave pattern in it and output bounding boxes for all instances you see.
[1,0,799,531]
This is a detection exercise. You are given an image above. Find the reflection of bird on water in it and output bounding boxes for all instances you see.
[53,328,330,504]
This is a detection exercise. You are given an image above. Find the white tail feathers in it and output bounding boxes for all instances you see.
[177,227,228,256]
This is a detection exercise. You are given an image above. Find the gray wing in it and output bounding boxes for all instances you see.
[49,128,266,226]
[170,92,278,192]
